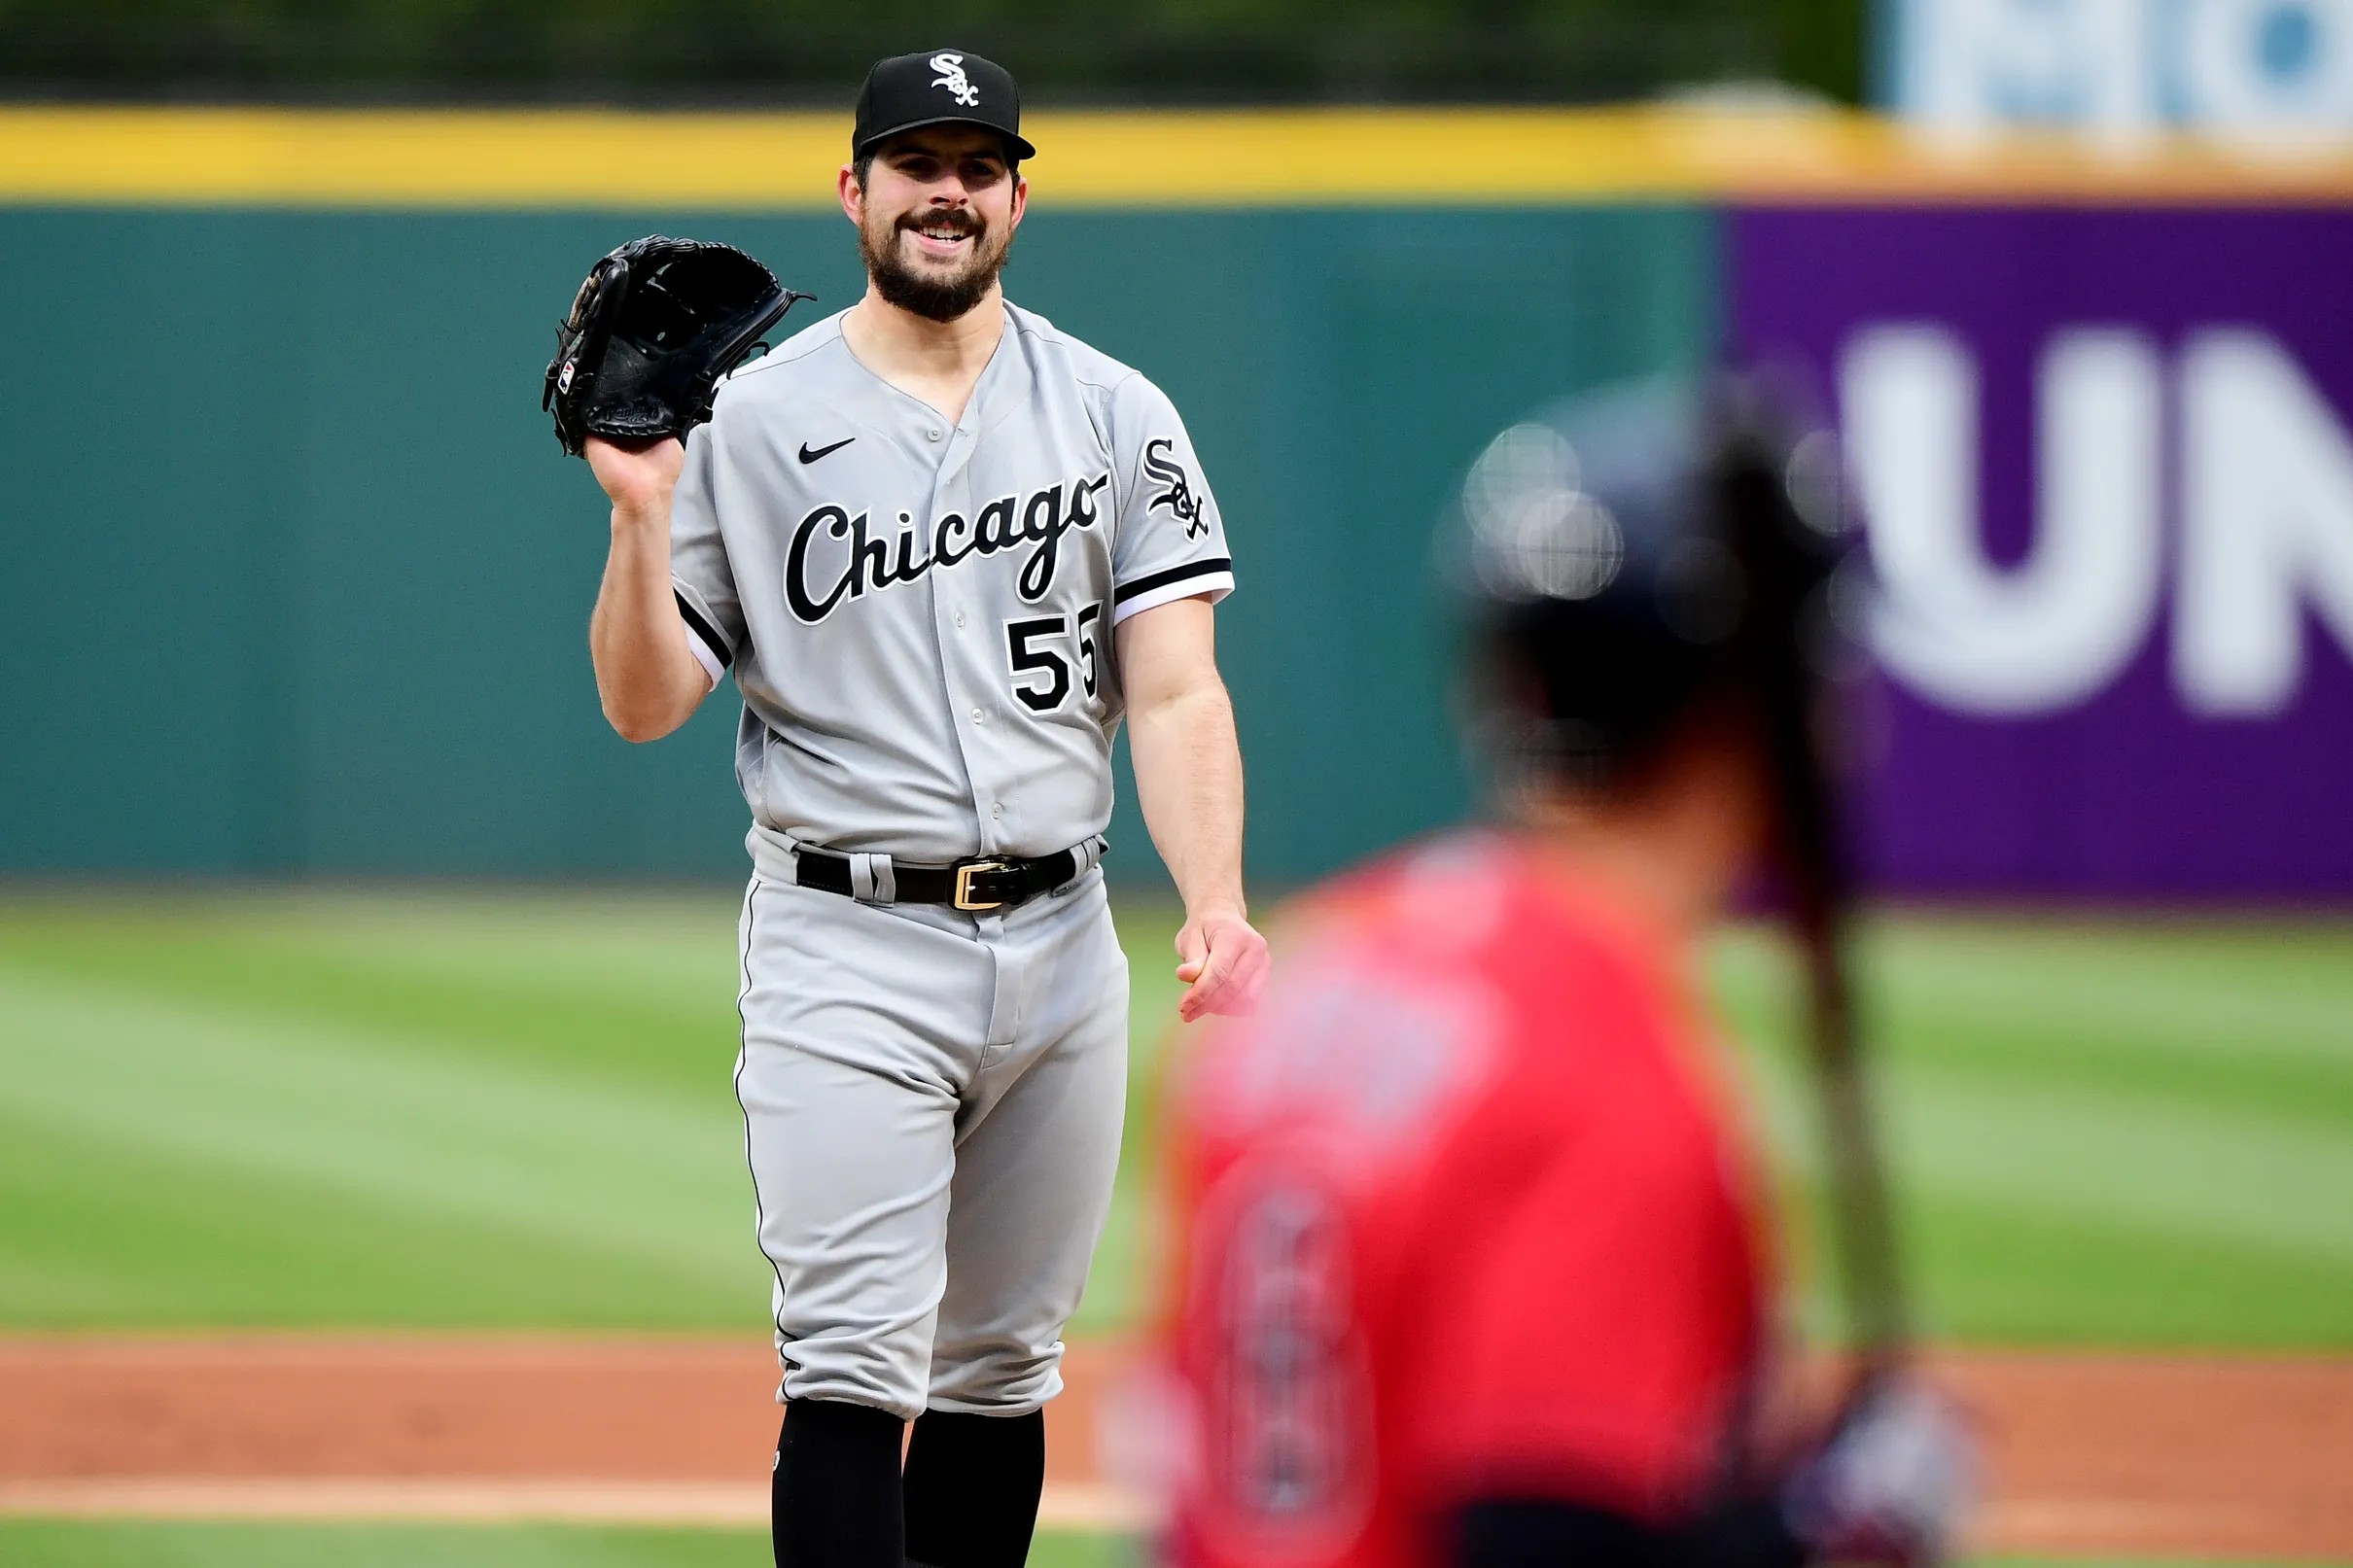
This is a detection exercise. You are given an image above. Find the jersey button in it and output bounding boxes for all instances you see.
[991,803,1004,819]
[970,707,984,723]
[955,611,967,629]
[927,428,943,441]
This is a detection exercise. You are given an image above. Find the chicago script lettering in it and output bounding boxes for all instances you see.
[785,471,1110,624]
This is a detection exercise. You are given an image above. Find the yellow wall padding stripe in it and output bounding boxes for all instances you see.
[5,104,2353,208]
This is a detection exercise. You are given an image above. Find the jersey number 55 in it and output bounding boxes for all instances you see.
[1005,607,1104,713]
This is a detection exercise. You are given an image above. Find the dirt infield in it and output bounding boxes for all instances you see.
[0,1339,2346,1560]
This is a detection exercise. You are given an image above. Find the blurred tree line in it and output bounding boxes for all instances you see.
[0,0,1869,105]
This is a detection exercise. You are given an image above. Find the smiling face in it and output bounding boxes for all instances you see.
[844,124,1027,323]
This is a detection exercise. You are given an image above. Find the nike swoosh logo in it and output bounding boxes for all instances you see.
[798,436,856,464]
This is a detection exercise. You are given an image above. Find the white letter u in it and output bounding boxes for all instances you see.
[1843,324,2163,716]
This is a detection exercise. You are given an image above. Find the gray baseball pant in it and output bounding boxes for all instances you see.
[733,830,1130,1423]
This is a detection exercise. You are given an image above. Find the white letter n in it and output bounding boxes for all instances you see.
[2178,330,2353,716]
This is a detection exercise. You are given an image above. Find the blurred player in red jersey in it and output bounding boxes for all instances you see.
[1157,378,1974,1568]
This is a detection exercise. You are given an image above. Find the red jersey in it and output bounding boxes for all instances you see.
[1161,831,1774,1568]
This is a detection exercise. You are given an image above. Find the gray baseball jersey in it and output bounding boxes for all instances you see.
[670,300,1235,864]
[665,298,1236,1424]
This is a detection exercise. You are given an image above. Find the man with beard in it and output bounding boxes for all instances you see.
[583,47,1269,1568]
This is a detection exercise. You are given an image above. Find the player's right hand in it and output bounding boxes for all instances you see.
[586,435,686,516]
[1782,1376,1978,1567]
[1174,902,1270,1023]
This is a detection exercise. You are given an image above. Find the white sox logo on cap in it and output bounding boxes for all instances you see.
[855,49,1034,160]
[931,52,981,106]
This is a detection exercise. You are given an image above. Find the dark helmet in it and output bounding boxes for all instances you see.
[1447,372,1857,916]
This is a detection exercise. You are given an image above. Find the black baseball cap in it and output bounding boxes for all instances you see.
[854,50,1036,162]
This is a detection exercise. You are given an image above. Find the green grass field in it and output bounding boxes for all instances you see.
[3,889,2349,1566]
[0,1523,2292,1568]
[2,888,2350,1346]
[0,1521,1130,1568]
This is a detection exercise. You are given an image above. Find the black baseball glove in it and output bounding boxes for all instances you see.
[542,235,810,457]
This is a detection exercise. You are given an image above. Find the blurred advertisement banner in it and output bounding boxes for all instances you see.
[1735,205,2353,896]
[1886,0,2353,150]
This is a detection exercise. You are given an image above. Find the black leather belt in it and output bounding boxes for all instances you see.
[793,845,1088,912]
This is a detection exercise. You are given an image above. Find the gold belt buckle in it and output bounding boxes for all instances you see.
[953,858,1013,912]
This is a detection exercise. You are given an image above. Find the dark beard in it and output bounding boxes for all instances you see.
[860,215,1013,323]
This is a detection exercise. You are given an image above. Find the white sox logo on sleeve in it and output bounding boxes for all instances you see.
[786,470,1111,624]
[931,52,981,106]
[1143,437,1209,540]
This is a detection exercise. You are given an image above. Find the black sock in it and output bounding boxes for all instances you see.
[771,1398,906,1568]
[902,1408,1047,1568]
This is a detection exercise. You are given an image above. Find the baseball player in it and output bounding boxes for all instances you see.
[581,48,1270,1568]
[1157,380,1973,1568]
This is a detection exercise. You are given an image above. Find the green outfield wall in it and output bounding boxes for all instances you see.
[1,202,1715,883]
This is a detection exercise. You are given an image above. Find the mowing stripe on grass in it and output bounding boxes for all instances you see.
[0,1518,1134,1568]
[2,976,750,1277]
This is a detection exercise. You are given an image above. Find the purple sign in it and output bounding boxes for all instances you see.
[1733,206,2353,899]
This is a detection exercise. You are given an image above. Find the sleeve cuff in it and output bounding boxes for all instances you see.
[1111,558,1235,624]
[684,630,725,691]
[673,587,733,690]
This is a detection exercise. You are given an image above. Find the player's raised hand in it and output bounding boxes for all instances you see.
[585,435,686,517]
[1175,901,1269,1023]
